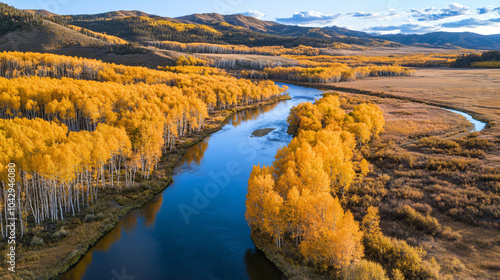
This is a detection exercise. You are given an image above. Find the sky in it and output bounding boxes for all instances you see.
[6,0,500,35]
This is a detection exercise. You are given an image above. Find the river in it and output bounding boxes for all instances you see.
[57,83,324,280]
[444,108,486,132]
[57,83,486,280]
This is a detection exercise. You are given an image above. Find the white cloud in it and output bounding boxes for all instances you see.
[368,23,435,34]
[442,18,489,28]
[237,10,265,19]
[411,3,470,21]
[276,11,341,25]
[477,6,500,15]
[348,9,404,20]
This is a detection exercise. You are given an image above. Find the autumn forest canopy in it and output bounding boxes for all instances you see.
[0,51,286,233]
[0,1,499,279]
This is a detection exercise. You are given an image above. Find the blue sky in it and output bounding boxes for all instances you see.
[6,0,500,34]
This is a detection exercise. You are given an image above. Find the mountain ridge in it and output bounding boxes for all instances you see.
[19,8,500,50]
[378,32,500,50]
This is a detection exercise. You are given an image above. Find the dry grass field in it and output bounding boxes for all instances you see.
[315,68,500,280]
[323,46,468,56]
[331,68,500,135]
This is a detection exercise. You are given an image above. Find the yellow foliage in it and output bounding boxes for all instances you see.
[246,94,386,271]
[66,24,128,44]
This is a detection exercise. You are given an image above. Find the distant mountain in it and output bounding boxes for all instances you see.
[176,13,277,33]
[24,9,58,17]
[46,11,381,47]
[177,13,377,42]
[378,32,500,50]
[16,7,500,50]
[56,10,173,21]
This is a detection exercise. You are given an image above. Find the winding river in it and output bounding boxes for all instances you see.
[58,83,486,280]
[444,108,486,132]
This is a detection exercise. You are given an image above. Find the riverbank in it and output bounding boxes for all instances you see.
[251,230,327,280]
[254,79,500,280]
[5,95,290,280]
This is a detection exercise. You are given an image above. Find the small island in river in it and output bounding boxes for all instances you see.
[252,128,275,137]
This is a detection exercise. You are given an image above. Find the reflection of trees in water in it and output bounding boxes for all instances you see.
[180,102,283,167]
[244,248,283,280]
[60,101,285,280]
[142,195,163,227]
[122,213,138,233]
[227,102,281,128]
[180,137,209,166]
[59,196,164,280]
[57,219,125,280]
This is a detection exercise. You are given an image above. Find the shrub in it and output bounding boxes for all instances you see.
[345,259,389,280]
[51,227,69,240]
[364,232,432,280]
[457,137,493,149]
[426,158,471,171]
[95,212,105,220]
[421,258,440,279]
[391,269,405,280]
[115,195,129,205]
[397,205,440,235]
[30,236,44,246]
[411,203,432,215]
[417,137,460,150]
[440,226,461,241]
[83,213,96,223]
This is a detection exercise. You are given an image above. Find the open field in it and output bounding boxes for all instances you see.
[326,68,500,134]
[322,46,469,56]
[300,68,500,279]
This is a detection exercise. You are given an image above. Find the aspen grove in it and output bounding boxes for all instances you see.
[0,51,286,239]
[246,94,385,271]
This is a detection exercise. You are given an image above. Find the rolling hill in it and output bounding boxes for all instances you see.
[377,32,500,50]
[44,10,383,47]
[177,13,375,40]
[0,3,180,68]
[176,13,278,32]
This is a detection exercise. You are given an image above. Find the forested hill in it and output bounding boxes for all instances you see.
[177,13,374,40]
[0,3,43,35]
[176,13,278,33]
[378,32,500,50]
[44,11,388,47]
[12,5,500,50]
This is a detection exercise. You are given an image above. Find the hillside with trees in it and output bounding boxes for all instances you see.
[452,50,500,68]
[0,3,42,35]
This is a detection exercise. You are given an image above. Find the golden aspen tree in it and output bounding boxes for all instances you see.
[245,165,275,231]
[287,102,323,135]
[362,206,381,236]
[246,94,385,272]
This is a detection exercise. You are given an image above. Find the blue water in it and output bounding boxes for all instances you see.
[445,108,487,132]
[57,83,324,280]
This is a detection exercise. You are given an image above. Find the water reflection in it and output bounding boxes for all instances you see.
[57,195,163,280]
[226,101,281,128]
[244,249,284,280]
[58,83,324,280]
[180,137,210,166]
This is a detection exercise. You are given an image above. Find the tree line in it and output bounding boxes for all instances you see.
[47,14,361,48]
[66,24,129,45]
[147,41,320,56]
[242,65,415,83]
[452,51,500,68]
[246,94,385,275]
